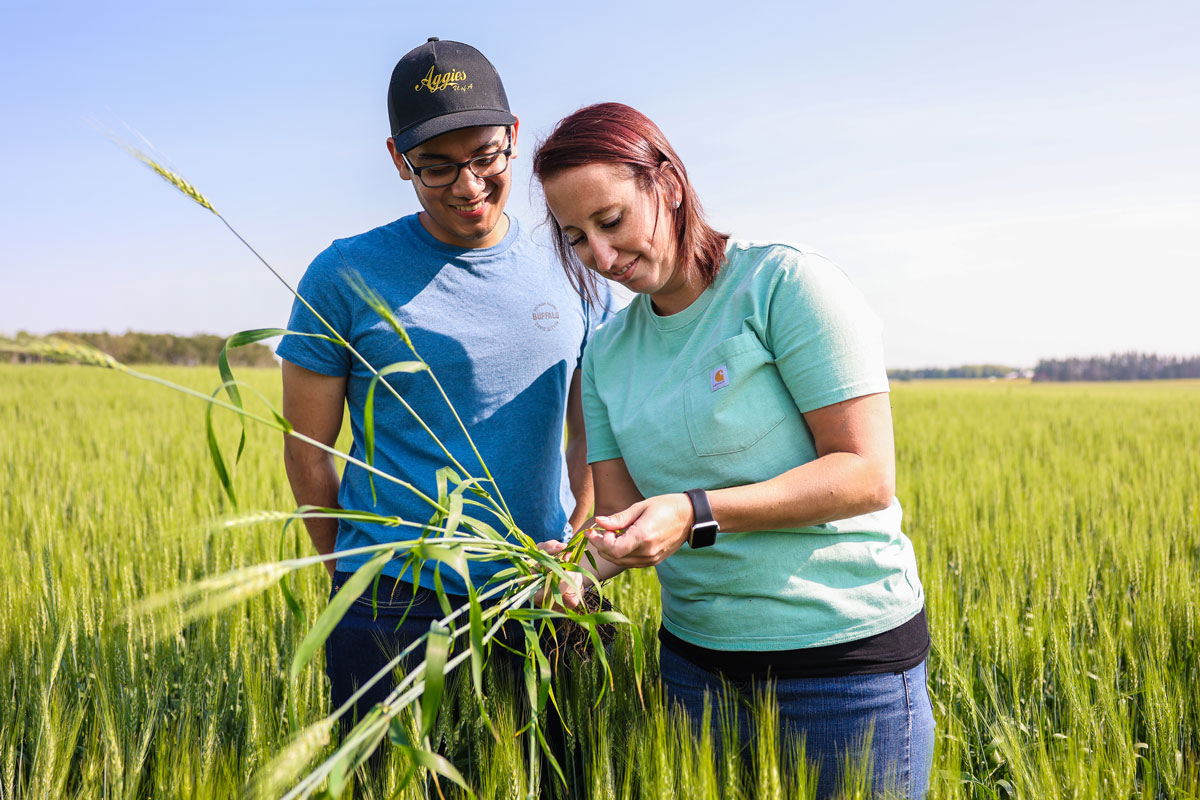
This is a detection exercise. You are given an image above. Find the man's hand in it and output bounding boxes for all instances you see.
[586,493,695,568]
[535,540,584,610]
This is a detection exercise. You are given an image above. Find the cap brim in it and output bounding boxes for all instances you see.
[392,109,517,152]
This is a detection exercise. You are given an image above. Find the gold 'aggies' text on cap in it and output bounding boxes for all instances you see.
[388,39,513,146]
[415,65,471,93]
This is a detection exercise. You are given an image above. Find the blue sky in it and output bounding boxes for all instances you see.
[2,1,1197,368]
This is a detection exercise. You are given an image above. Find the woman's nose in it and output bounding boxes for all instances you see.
[591,237,617,272]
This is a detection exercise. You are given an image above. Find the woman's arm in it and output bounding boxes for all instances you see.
[563,369,595,532]
[580,458,646,578]
[539,456,644,606]
[586,392,895,569]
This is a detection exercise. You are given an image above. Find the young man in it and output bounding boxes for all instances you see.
[277,38,609,719]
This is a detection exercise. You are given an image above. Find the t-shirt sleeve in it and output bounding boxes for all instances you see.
[275,244,353,377]
[580,343,622,464]
[765,250,890,413]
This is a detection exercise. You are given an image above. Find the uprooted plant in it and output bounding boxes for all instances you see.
[5,140,644,799]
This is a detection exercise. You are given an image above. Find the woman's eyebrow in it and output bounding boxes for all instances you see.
[587,204,620,220]
[562,205,618,232]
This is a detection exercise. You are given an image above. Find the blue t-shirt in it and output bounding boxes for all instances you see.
[277,214,609,593]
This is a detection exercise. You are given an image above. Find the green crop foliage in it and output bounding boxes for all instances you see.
[4,138,654,799]
[2,370,1197,798]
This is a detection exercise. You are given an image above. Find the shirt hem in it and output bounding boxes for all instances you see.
[585,447,624,464]
[794,379,890,415]
[660,597,925,651]
[276,347,347,378]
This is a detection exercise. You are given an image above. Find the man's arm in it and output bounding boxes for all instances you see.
[564,368,594,533]
[281,359,348,579]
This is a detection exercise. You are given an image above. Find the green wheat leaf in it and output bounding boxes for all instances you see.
[363,360,428,503]
[219,328,284,461]
[388,718,473,795]
[205,385,238,508]
[419,621,450,740]
[629,623,646,705]
[326,711,389,797]
[291,548,392,682]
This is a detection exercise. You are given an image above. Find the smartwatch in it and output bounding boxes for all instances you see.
[684,489,719,548]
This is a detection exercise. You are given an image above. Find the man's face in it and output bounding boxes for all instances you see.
[387,123,518,249]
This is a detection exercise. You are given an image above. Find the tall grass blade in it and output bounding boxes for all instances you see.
[217,328,297,462]
[363,360,427,503]
[419,621,450,740]
[388,719,473,795]
[290,548,393,682]
[204,385,239,508]
[249,717,333,800]
[325,711,389,798]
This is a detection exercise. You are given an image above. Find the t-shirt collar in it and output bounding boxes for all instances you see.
[402,212,520,260]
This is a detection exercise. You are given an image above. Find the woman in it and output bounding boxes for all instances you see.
[532,103,934,799]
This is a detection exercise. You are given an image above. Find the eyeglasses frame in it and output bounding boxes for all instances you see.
[400,129,514,188]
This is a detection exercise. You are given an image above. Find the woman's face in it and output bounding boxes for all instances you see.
[543,163,698,314]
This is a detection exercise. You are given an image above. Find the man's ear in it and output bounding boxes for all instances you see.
[509,117,520,160]
[387,137,413,181]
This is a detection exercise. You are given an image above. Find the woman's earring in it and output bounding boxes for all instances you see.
[672,200,680,209]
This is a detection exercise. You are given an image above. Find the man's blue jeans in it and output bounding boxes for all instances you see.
[324,571,581,796]
[659,644,936,799]
[324,571,524,723]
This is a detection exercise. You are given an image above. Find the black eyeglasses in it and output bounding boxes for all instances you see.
[402,135,513,188]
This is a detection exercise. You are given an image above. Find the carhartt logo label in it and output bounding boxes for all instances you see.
[710,364,729,391]
[414,65,472,93]
[532,302,560,331]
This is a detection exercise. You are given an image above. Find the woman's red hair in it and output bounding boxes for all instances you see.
[533,103,728,306]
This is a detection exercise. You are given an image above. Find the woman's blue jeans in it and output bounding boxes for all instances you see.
[659,645,935,799]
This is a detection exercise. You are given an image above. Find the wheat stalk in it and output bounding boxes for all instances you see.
[4,336,128,371]
[122,145,216,213]
[84,132,639,799]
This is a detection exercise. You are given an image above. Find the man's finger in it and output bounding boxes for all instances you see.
[538,539,567,556]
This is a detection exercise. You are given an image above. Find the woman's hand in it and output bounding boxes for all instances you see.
[587,493,695,568]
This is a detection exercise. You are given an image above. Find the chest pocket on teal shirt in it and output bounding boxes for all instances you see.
[683,332,796,456]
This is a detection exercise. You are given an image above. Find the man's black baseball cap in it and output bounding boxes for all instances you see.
[387,38,516,152]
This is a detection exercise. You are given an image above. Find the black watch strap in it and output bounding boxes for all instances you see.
[684,489,719,548]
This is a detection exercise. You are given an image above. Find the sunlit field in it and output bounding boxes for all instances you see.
[2,365,1197,799]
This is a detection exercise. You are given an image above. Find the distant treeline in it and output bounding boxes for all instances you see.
[1033,353,1200,382]
[888,364,1018,381]
[8,331,277,367]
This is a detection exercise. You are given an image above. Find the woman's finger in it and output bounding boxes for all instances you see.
[594,501,644,532]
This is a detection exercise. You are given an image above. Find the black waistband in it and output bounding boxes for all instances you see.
[658,607,930,680]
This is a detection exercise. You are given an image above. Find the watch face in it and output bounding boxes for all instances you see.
[690,521,719,548]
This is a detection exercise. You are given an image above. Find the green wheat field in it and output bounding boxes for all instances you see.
[1,364,1197,799]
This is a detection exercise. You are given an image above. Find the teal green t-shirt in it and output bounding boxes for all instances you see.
[581,240,924,650]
